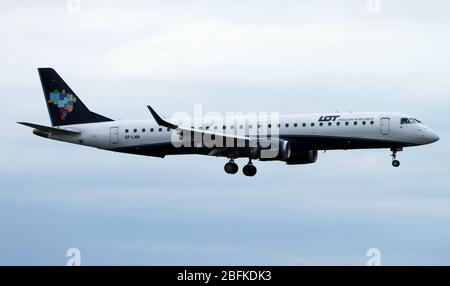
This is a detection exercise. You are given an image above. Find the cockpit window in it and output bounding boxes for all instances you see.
[401,118,422,124]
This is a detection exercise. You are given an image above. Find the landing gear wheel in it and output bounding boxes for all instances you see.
[390,148,402,168]
[392,160,400,168]
[243,163,257,177]
[224,160,238,174]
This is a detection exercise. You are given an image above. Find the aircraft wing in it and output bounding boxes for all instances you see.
[146,106,256,146]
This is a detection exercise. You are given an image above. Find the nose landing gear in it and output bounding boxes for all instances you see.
[392,159,400,167]
[391,148,402,167]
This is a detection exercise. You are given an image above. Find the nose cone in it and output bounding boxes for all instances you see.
[427,130,440,144]
[430,132,440,143]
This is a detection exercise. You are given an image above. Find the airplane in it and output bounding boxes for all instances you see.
[18,68,440,176]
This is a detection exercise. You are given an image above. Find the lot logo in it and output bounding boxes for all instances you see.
[319,115,340,122]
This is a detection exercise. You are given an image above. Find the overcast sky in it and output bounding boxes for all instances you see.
[0,0,449,265]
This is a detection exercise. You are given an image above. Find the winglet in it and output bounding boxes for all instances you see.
[146,106,178,129]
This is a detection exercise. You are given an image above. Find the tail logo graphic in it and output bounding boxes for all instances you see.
[47,89,77,120]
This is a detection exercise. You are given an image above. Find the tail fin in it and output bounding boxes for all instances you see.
[38,68,113,126]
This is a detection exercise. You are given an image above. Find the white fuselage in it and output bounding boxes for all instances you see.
[47,111,439,159]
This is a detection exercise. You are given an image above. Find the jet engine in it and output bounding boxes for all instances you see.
[251,139,318,165]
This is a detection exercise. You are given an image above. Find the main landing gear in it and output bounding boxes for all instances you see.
[391,147,402,168]
[242,160,257,177]
[224,159,257,176]
[224,159,239,174]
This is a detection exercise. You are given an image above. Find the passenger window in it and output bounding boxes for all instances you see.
[205,126,209,130]
[328,122,332,126]
[302,123,306,127]
[311,123,315,127]
[142,128,145,132]
[150,128,154,132]
[133,129,137,133]
[319,123,323,127]
[223,125,226,130]
[167,128,170,131]
[362,121,366,125]
[353,122,357,126]
[294,123,298,127]
[268,124,272,128]
[158,128,162,132]
[370,121,374,125]
[125,129,129,133]
[285,123,289,128]
[240,125,243,129]
[337,122,340,126]
[345,122,349,126]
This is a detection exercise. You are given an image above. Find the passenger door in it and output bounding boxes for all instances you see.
[380,118,390,135]
[110,127,119,144]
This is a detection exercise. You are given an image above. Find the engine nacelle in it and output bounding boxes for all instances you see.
[286,149,318,165]
[278,139,291,161]
[251,139,291,161]
[251,139,317,165]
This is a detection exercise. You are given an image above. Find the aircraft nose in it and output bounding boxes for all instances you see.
[431,132,440,143]
[427,130,440,143]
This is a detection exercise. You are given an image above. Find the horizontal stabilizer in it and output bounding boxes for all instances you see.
[17,122,81,135]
